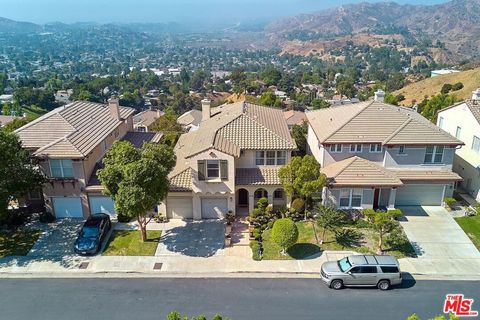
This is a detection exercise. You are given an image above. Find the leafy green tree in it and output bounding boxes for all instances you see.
[0,131,45,219]
[98,141,175,241]
[311,98,330,109]
[316,206,349,244]
[271,218,298,255]
[419,93,460,122]
[278,155,326,207]
[336,77,357,99]
[364,209,402,254]
[148,111,184,136]
[260,67,282,86]
[1,116,36,132]
[2,102,12,116]
[291,122,308,156]
[258,90,282,108]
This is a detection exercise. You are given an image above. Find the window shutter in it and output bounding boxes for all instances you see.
[198,160,206,181]
[220,160,228,180]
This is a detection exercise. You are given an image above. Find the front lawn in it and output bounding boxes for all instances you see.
[0,230,43,258]
[102,230,161,256]
[261,220,416,260]
[455,215,480,250]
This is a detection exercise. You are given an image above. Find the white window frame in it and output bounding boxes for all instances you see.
[276,151,287,165]
[455,126,462,139]
[257,150,288,166]
[472,136,480,153]
[49,159,74,178]
[438,116,444,128]
[424,145,444,164]
[369,144,382,153]
[266,151,276,166]
[206,160,220,179]
[339,188,363,209]
[349,144,362,153]
[330,144,342,153]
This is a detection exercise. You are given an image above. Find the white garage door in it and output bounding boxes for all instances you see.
[89,196,116,217]
[52,197,83,218]
[201,198,228,219]
[167,197,193,219]
[395,184,444,206]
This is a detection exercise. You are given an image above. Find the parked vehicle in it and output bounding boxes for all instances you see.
[74,213,112,256]
[320,255,402,290]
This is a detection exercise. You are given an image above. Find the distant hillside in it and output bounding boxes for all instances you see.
[0,17,40,33]
[266,0,480,61]
[394,68,480,106]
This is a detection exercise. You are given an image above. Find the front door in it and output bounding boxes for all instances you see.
[238,189,248,207]
[373,189,380,209]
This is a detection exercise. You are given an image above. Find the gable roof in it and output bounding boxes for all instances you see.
[15,101,135,158]
[439,100,480,125]
[307,101,462,146]
[133,109,164,128]
[321,156,403,187]
[177,109,202,127]
[283,110,307,126]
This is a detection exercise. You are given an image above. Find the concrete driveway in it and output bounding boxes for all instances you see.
[155,220,225,257]
[398,206,479,259]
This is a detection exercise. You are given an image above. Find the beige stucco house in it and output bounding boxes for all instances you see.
[16,99,161,219]
[437,89,480,202]
[306,90,463,210]
[160,100,297,220]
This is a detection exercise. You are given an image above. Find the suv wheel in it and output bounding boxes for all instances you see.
[330,280,343,290]
[377,280,390,291]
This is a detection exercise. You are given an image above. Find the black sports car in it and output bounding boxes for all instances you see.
[74,213,111,256]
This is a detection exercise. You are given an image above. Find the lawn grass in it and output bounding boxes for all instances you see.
[102,230,161,256]
[455,215,480,250]
[0,230,43,258]
[261,220,415,260]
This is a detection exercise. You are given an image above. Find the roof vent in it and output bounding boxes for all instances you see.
[374,89,385,102]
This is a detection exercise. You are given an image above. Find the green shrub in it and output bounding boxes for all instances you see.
[353,218,371,229]
[117,213,133,223]
[290,198,305,213]
[267,220,274,229]
[271,218,298,254]
[257,197,268,211]
[388,209,402,218]
[250,240,262,261]
[39,211,55,223]
[451,82,464,91]
[252,228,261,240]
[444,197,456,207]
[441,83,453,94]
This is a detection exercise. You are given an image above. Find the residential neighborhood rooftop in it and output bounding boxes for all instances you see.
[133,109,164,128]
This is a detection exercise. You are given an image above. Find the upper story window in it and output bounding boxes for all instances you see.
[256,150,287,166]
[369,144,382,153]
[424,146,444,164]
[330,144,342,153]
[455,127,462,139]
[350,144,362,153]
[398,145,406,155]
[472,136,480,153]
[198,160,228,181]
[438,116,444,128]
[49,159,74,178]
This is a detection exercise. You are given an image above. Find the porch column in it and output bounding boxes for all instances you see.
[193,194,202,220]
[387,188,397,210]
[267,192,274,206]
[248,194,255,213]
[286,194,292,208]
[158,201,166,216]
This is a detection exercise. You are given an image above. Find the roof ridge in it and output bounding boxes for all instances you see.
[322,101,372,143]
[383,117,412,144]
[332,156,358,178]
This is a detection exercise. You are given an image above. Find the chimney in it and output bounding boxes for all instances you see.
[201,99,211,121]
[374,89,385,102]
[108,97,120,120]
[472,88,480,102]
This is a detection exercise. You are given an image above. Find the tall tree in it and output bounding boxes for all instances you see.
[98,141,175,241]
[0,131,45,218]
[364,209,402,254]
[291,122,308,156]
[316,206,348,244]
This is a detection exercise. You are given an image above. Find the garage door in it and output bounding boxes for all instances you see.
[167,197,193,219]
[201,198,228,219]
[89,196,116,217]
[52,197,83,218]
[395,184,444,206]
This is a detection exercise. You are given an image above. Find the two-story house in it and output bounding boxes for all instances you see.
[16,99,161,219]
[306,90,463,210]
[437,89,480,202]
[159,100,297,220]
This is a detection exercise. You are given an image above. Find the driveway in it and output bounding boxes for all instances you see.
[398,206,479,259]
[155,220,225,257]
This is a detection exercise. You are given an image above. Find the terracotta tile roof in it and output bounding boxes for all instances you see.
[321,156,403,187]
[307,101,462,146]
[283,110,307,126]
[169,168,193,191]
[392,169,462,182]
[16,101,135,158]
[133,109,164,128]
[235,168,282,185]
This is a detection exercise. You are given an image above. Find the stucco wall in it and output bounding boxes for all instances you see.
[235,150,292,169]
[190,148,235,195]
[307,124,324,165]
[383,146,454,169]
[322,144,384,167]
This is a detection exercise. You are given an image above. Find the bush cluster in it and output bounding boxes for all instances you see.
[249,240,262,261]
[271,218,299,253]
[39,211,55,223]
[443,197,456,207]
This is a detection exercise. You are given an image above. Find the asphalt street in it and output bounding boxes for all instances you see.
[0,278,478,320]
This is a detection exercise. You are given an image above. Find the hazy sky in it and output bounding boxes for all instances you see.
[1,0,449,24]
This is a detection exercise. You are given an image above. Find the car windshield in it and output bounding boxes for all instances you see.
[81,226,99,238]
[338,257,352,272]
